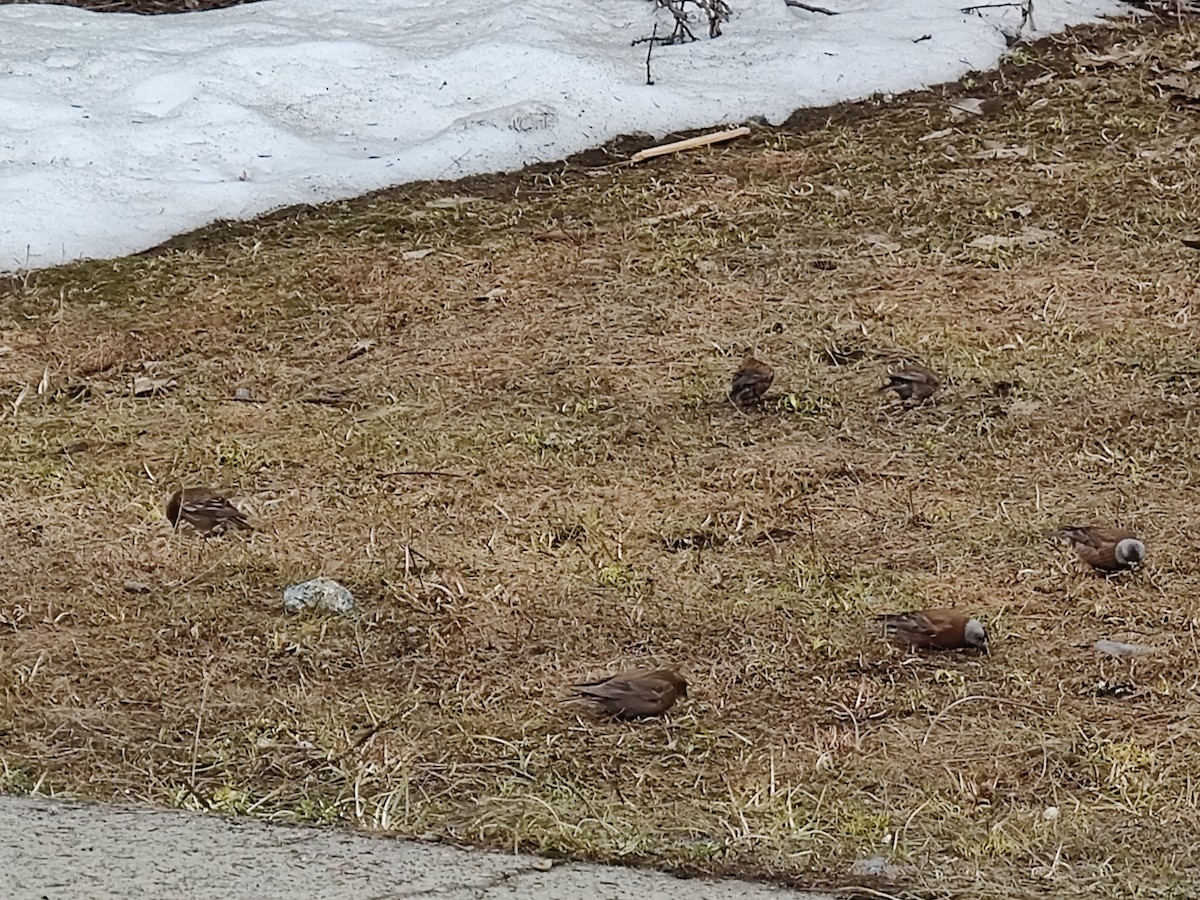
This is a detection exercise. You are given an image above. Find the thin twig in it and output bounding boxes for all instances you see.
[646,22,657,85]
[802,496,820,561]
[190,666,211,799]
[378,470,466,478]
[640,0,731,43]
[921,694,1048,747]
[353,664,421,749]
[784,0,840,13]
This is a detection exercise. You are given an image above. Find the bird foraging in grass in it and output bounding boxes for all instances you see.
[165,487,252,536]
[1048,525,1144,572]
[873,608,988,653]
[879,362,940,404]
[730,356,774,407]
[571,668,688,719]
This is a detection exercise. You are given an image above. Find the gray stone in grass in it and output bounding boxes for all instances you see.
[284,577,354,614]
[1094,639,1155,659]
[850,856,903,879]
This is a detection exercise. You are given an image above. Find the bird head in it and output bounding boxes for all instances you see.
[965,618,989,653]
[664,670,689,697]
[164,490,183,529]
[1115,538,1145,568]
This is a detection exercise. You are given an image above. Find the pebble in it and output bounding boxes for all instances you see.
[850,856,902,879]
[1094,639,1155,659]
[283,577,354,614]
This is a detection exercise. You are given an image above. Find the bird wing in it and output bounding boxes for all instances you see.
[185,492,250,526]
[875,612,937,638]
[575,673,669,706]
[891,367,937,386]
[734,360,773,382]
[738,366,771,380]
[733,372,772,390]
[193,498,242,519]
[1054,526,1103,549]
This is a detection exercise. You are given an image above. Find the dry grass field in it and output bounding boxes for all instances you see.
[3,9,1200,898]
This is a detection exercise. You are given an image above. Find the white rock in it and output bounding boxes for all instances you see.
[283,577,354,614]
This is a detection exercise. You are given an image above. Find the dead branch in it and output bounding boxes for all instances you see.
[630,126,750,163]
[960,1,1023,9]
[784,0,840,14]
[961,0,1036,42]
[640,0,732,44]
[646,22,658,84]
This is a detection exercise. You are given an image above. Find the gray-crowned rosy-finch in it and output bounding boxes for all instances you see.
[1048,525,1144,572]
[873,608,988,653]
[165,487,252,535]
[572,668,688,719]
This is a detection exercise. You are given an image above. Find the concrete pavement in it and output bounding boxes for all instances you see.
[0,794,835,900]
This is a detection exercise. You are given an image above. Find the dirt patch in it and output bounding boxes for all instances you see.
[3,13,1200,900]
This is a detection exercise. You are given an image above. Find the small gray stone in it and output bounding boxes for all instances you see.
[283,577,354,614]
[1095,639,1155,659]
[850,856,902,879]
[123,581,152,595]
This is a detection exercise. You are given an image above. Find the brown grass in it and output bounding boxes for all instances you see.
[3,12,1200,899]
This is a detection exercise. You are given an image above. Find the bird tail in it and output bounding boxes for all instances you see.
[571,681,609,698]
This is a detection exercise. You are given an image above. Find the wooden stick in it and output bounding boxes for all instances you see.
[784,0,840,13]
[630,126,751,163]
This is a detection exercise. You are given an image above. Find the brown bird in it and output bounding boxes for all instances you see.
[1049,525,1144,572]
[730,356,774,407]
[879,362,940,404]
[165,487,252,535]
[572,668,688,719]
[873,608,988,653]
